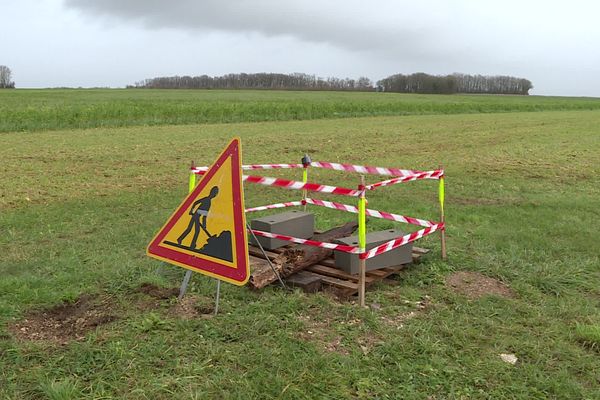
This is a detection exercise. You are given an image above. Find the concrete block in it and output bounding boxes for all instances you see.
[250,211,315,250]
[334,229,413,274]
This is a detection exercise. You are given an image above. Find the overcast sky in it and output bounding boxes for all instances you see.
[2,0,599,96]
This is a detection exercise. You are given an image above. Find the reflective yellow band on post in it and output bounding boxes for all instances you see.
[188,172,196,194]
[358,196,367,250]
[439,176,445,216]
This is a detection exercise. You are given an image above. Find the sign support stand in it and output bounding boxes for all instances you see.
[178,270,193,301]
[214,280,221,315]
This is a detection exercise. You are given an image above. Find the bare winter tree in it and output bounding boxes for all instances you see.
[0,65,15,88]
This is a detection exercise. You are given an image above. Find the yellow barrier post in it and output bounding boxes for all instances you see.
[358,175,367,307]
[439,166,447,260]
[178,160,197,301]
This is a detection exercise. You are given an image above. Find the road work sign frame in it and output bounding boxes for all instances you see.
[147,138,250,286]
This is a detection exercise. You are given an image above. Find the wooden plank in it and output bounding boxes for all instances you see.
[315,274,359,291]
[381,264,404,272]
[249,255,273,272]
[366,269,389,278]
[319,259,407,278]
[307,264,376,283]
[248,247,279,261]
[248,244,280,256]
[412,246,430,255]
[250,244,286,255]
[319,259,337,268]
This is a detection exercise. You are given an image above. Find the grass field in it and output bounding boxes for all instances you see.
[2,89,600,133]
[1,90,599,399]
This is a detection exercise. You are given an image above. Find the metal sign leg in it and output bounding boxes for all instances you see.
[214,279,221,315]
[178,270,193,301]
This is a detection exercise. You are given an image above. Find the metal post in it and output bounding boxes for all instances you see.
[178,270,193,301]
[358,176,367,307]
[439,166,447,260]
[214,280,221,315]
[301,154,311,211]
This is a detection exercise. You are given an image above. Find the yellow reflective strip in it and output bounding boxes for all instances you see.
[358,196,367,250]
[439,176,445,215]
[188,172,196,194]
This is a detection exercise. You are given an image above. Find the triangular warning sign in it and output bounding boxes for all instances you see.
[147,138,249,285]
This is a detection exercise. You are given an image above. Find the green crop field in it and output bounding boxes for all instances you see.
[2,88,600,133]
[1,89,599,399]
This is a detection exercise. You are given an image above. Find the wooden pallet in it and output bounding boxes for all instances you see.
[248,244,429,297]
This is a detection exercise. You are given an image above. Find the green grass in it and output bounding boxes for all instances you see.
[1,93,600,398]
[2,88,600,133]
[575,324,600,351]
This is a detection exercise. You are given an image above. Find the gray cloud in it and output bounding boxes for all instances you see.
[64,0,467,62]
[3,0,598,94]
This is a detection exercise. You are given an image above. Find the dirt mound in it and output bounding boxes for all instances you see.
[10,295,117,344]
[169,295,217,319]
[446,271,514,299]
[138,283,179,299]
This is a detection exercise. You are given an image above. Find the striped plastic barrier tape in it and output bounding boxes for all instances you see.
[304,198,438,227]
[361,223,444,260]
[245,201,303,213]
[249,229,360,254]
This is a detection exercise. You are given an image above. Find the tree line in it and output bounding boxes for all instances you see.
[377,73,533,95]
[129,73,374,91]
[131,71,532,95]
[0,65,15,89]
[0,64,535,94]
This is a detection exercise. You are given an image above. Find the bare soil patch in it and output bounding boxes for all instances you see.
[10,295,117,344]
[446,271,514,299]
[137,283,179,299]
[169,295,216,319]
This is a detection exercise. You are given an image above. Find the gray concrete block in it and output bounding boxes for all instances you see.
[334,229,413,274]
[250,211,315,250]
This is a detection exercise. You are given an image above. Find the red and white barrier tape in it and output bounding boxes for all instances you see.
[361,223,444,260]
[366,170,444,190]
[250,229,360,254]
[193,163,302,174]
[193,169,359,196]
[194,162,441,181]
[365,208,438,228]
[243,175,362,197]
[245,201,303,213]
[304,198,357,213]
[304,198,437,227]
[310,161,424,177]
